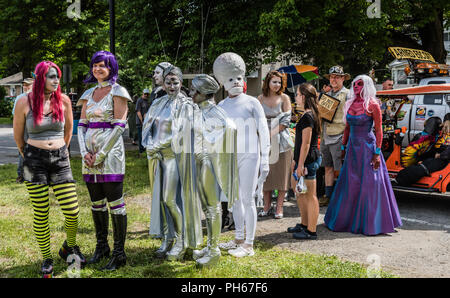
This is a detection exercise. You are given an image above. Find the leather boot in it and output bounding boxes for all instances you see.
[88,210,110,264]
[102,214,127,270]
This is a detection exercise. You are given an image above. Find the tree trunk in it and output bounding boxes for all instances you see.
[418,9,447,63]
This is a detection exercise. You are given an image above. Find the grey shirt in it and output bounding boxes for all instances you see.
[136,97,150,126]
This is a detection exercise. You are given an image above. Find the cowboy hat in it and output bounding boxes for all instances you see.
[323,65,351,81]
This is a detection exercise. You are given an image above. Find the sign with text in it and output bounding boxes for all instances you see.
[318,93,340,123]
[388,47,435,63]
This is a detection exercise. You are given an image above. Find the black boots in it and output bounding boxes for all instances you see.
[88,210,111,264]
[102,214,127,270]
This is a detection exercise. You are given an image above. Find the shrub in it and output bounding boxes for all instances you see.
[0,96,14,118]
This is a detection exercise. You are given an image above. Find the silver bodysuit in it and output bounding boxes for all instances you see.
[77,83,131,183]
[143,93,203,253]
[175,98,239,266]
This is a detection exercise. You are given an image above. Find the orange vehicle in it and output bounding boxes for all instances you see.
[378,84,450,196]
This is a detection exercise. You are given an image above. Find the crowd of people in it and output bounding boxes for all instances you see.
[13,50,408,278]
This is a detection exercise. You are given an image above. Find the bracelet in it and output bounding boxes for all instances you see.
[375,147,381,155]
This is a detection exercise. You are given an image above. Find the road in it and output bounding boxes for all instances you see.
[1,126,449,277]
[0,125,134,165]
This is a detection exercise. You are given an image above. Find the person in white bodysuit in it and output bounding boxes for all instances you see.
[214,52,270,257]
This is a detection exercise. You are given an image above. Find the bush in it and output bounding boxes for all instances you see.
[0,96,14,118]
[0,86,5,99]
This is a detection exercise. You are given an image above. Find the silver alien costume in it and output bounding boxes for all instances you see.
[144,62,171,236]
[173,74,239,266]
[142,66,203,260]
[77,83,131,184]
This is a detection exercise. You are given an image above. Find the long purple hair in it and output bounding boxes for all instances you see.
[83,50,119,84]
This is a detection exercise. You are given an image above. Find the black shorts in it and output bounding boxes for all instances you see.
[23,143,75,185]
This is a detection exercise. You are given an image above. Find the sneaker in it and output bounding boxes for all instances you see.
[257,207,273,217]
[16,176,24,184]
[59,241,87,268]
[228,246,255,258]
[274,213,283,219]
[293,229,317,240]
[319,195,329,207]
[218,240,239,250]
[41,259,54,278]
[287,223,306,233]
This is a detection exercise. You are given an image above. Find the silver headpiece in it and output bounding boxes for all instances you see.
[192,74,220,95]
[163,65,183,81]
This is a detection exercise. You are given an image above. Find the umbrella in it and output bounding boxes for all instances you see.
[277,65,319,88]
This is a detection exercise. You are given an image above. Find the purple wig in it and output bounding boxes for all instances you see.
[83,50,119,84]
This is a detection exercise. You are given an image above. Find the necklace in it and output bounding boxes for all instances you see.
[97,81,112,88]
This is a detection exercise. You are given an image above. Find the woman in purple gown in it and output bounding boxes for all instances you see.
[324,75,402,235]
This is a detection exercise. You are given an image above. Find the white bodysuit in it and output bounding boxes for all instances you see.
[218,93,270,245]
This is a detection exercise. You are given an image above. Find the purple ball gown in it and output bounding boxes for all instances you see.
[324,113,402,235]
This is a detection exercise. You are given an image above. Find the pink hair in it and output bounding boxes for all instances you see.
[31,61,64,125]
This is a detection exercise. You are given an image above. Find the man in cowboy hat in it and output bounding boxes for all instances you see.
[320,65,350,207]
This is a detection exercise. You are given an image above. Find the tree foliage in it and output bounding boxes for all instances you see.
[259,0,450,80]
[0,0,109,94]
[1,0,449,96]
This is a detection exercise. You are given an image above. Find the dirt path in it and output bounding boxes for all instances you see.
[237,200,450,278]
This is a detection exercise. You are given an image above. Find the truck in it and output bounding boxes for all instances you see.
[382,47,450,147]
[394,76,450,146]
[378,83,450,196]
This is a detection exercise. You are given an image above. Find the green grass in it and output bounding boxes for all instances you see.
[0,117,13,125]
[0,150,395,278]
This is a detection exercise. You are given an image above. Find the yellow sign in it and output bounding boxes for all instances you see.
[388,47,435,62]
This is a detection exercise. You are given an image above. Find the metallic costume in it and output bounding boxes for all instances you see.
[142,67,203,260]
[77,83,131,183]
[77,80,131,270]
[174,74,239,266]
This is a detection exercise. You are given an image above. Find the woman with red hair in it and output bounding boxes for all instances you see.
[13,61,85,277]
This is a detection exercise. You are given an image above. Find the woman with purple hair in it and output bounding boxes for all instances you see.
[77,51,131,270]
[324,75,402,235]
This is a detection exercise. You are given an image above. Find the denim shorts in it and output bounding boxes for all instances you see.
[23,144,75,185]
[294,156,322,180]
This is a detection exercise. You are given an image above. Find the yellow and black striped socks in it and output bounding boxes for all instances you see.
[25,182,80,259]
[25,182,51,260]
[52,183,79,248]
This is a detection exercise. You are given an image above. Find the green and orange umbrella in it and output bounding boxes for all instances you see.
[278,65,319,88]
